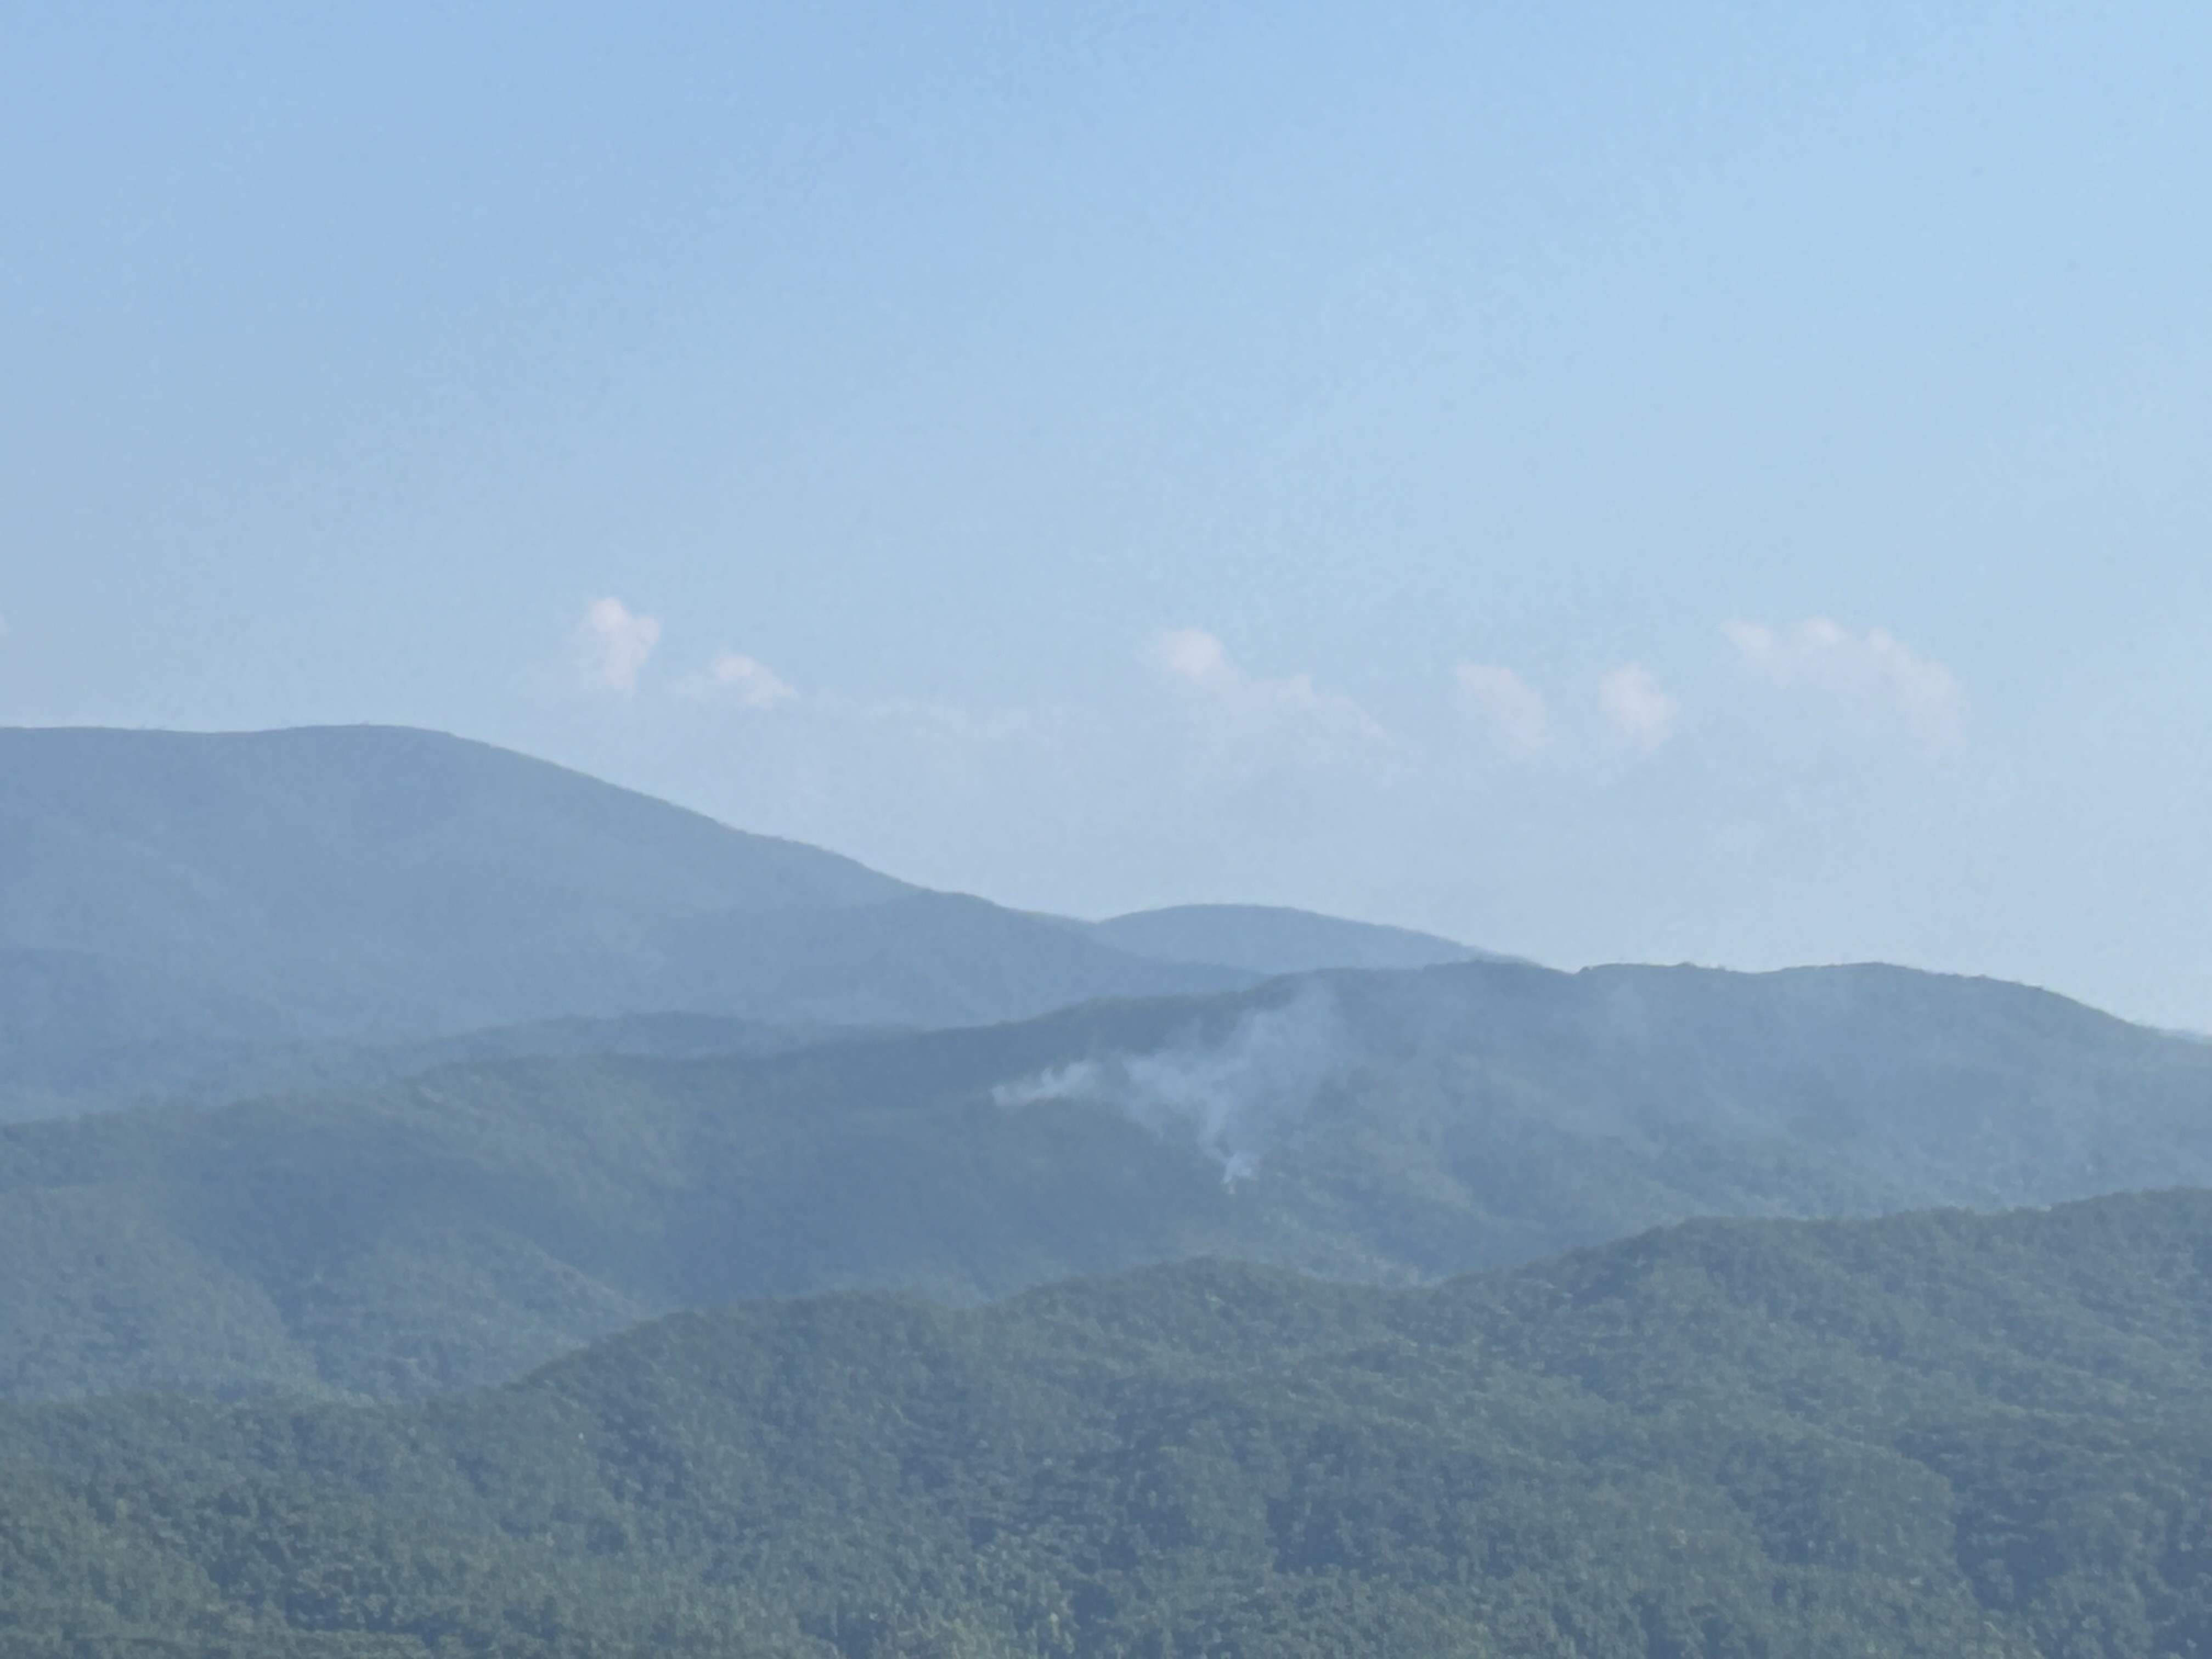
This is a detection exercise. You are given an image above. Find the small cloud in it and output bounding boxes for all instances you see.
[1453,663,1551,758]
[1148,628,1386,739]
[675,650,798,710]
[1599,664,1680,752]
[1154,627,1232,686]
[1146,629,1395,786]
[1725,617,1963,752]
[573,597,661,694]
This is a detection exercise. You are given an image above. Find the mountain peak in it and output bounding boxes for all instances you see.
[1092,902,1501,976]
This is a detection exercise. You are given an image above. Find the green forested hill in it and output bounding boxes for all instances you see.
[2,1190,2210,1656]
[3,958,2210,1399]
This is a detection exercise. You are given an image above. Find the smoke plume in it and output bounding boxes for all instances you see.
[992,983,1350,1182]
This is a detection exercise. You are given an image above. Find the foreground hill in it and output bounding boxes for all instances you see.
[4,958,2209,1398]
[2,1190,2209,1656]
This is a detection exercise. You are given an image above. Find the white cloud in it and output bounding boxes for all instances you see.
[1154,627,1233,686]
[573,597,661,694]
[1149,628,1385,736]
[1725,617,1963,752]
[1598,664,1680,752]
[1453,663,1551,758]
[675,650,798,710]
[1146,629,1395,785]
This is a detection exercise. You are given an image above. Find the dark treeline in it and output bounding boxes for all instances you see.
[3,1189,2210,1657]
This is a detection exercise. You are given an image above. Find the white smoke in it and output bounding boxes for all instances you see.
[992,983,1350,1183]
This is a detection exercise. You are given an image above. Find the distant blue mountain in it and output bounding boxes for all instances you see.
[0,725,1517,1114]
[0,725,1242,1066]
[1091,902,1500,975]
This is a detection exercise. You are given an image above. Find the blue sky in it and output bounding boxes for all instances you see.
[4,3,2211,1025]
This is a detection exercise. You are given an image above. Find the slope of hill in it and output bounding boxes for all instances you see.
[1088,903,1492,975]
[2,1190,2209,1656]
[0,726,1537,1122]
[3,958,2209,1400]
[0,1011,906,1128]
[0,725,1249,1100]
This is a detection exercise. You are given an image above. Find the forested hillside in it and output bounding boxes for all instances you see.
[3,957,2208,1399]
[2,1190,2209,1656]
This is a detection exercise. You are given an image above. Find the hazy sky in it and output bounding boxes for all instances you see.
[5,4,2211,1026]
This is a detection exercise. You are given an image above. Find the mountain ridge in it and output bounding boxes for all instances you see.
[2,954,2207,1400]
[0,724,1502,1117]
[1088,902,1498,975]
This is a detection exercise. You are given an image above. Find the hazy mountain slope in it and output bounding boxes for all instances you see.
[3,1192,2210,1656]
[1090,902,1496,974]
[0,725,904,1034]
[1293,958,2212,1248]
[0,725,1245,1066]
[3,958,2209,1400]
[0,1011,901,1128]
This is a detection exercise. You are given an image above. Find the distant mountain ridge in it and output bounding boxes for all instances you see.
[14,720,2209,1423]
[0,725,1491,1114]
[1090,903,1501,975]
[4,956,2209,1400]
